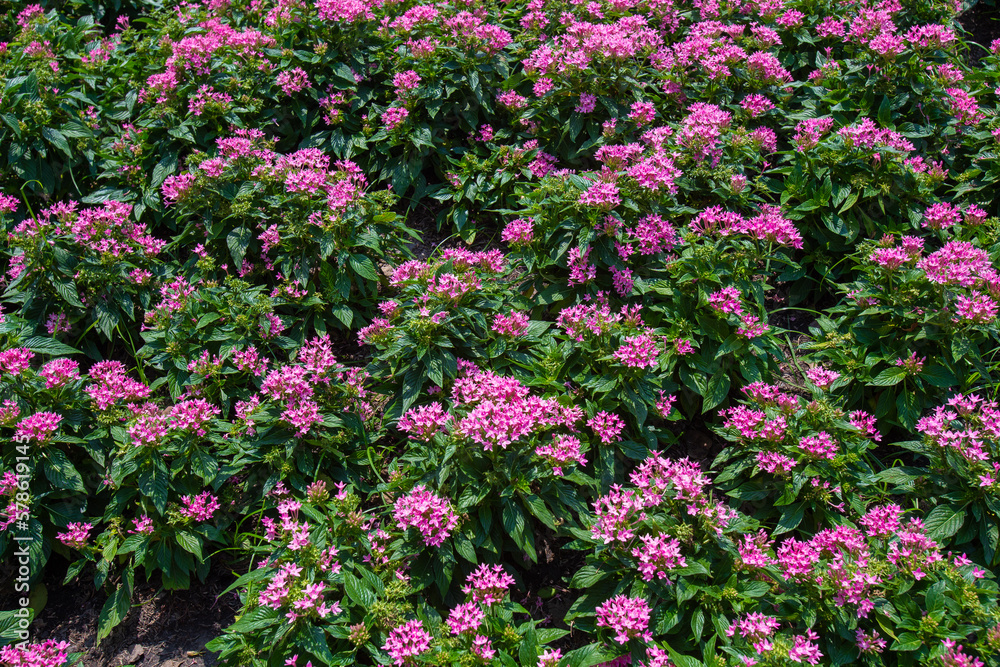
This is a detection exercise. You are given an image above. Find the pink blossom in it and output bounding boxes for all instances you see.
[394,485,459,547]
[15,411,61,443]
[180,492,220,522]
[596,595,652,644]
[383,620,432,666]
[462,563,515,606]
[57,522,92,549]
[588,411,624,443]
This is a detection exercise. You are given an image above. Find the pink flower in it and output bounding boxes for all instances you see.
[596,595,652,644]
[57,522,93,549]
[799,431,837,460]
[393,70,421,98]
[394,485,459,547]
[628,101,655,126]
[588,411,624,444]
[805,367,839,389]
[578,181,620,209]
[131,515,154,535]
[383,620,432,666]
[15,411,61,443]
[38,358,80,388]
[536,434,587,475]
[276,67,310,96]
[538,649,563,667]
[0,348,34,375]
[398,403,450,441]
[447,602,484,635]
[492,310,530,337]
[501,217,534,246]
[180,492,220,522]
[0,640,71,667]
[614,334,659,369]
[631,533,685,581]
[922,202,962,230]
[383,107,409,130]
[709,287,743,316]
[462,563,515,606]
[575,93,596,113]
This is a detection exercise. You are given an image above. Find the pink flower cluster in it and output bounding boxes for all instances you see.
[595,595,652,644]
[451,369,582,451]
[492,310,530,337]
[180,491,221,522]
[535,434,587,475]
[15,411,62,444]
[462,563,515,605]
[383,620,432,666]
[394,485,460,547]
[398,402,450,441]
[56,522,92,549]
[0,640,71,667]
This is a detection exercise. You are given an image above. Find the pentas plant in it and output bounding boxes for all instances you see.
[361,245,550,416]
[730,508,1000,666]
[882,393,1000,567]
[137,275,301,405]
[160,132,416,331]
[814,224,1000,428]
[712,380,882,535]
[564,450,748,658]
[387,363,592,572]
[209,481,563,667]
[4,198,166,340]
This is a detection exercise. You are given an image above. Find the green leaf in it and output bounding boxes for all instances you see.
[96,568,133,646]
[348,254,379,282]
[702,373,730,413]
[42,127,71,157]
[923,504,965,543]
[228,606,279,633]
[890,632,922,652]
[569,565,607,589]
[301,624,335,663]
[870,366,906,386]
[877,95,892,127]
[227,227,253,272]
[174,531,203,559]
[43,449,85,493]
[22,336,81,356]
[773,503,805,535]
[454,531,476,562]
[54,279,84,308]
[344,571,376,608]
[94,301,120,339]
[138,460,169,515]
[920,364,956,388]
[151,151,178,188]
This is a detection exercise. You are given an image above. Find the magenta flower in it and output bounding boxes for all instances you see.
[462,563,515,606]
[0,348,34,375]
[596,595,652,644]
[180,492,220,522]
[394,485,459,547]
[15,411,62,444]
[588,411,624,444]
[57,522,93,549]
[398,403,450,441]
[382,106,409,131]
[446,601,484,635]
[383,619,432,666]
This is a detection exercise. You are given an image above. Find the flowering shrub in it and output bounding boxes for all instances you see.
[2,0,1000,665]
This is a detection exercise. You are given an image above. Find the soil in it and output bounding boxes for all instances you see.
[3,560,239,667]
[960,1,1000,63]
